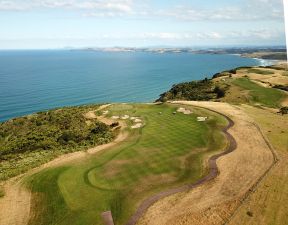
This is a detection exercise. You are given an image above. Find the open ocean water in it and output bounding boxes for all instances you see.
[0,50,261,122]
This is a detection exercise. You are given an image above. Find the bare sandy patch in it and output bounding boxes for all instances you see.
[0,178,31,225]
[136,101,275,225]
[84,111,97,119]
[84,104,111,119]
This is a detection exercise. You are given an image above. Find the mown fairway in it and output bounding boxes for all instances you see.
[232,78,286,108]
[25,103,228,225]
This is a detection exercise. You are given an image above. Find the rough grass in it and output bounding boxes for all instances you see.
[25,104,228,225]
[229,105,288,225]
[232,78,286,108]
[242,105,288,153]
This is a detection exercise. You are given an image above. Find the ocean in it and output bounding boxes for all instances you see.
[0,50,261,122]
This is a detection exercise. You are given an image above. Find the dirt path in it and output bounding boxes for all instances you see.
[136,101,275,225]
[0,104,128,225]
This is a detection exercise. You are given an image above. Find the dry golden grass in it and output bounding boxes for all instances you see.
[227,105,288,225]
[236,67,288,86]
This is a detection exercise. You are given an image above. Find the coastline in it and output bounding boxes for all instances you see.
[0,51,260,123]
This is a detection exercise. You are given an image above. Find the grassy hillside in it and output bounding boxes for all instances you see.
[25,103,228,225]
[158,65,287,109]
[157,79,226,102]
[0,105,114,181]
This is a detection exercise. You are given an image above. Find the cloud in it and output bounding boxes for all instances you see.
[150,0,284,22]
[0,0,133,13]
[0,0,284,22]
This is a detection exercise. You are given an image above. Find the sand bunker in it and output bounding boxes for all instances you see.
[131,123,142,129]
[197,116,208,122]
[121,115,130,120]
[111,116,120,120]
[177,107,192,115]
[102,110,109,115]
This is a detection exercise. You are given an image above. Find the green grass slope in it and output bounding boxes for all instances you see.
[25,103,228,225]
[232,78,286,108]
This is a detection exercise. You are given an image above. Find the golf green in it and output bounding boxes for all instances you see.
[25,103,228,225]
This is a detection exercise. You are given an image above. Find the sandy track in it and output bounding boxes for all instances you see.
[136,101,275,225]
[0,104,128,225]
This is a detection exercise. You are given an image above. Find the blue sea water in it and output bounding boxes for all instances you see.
[0,50,260,122]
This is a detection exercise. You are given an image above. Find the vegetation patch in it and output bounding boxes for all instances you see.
[157,79,226,102]
[0,105,114,181]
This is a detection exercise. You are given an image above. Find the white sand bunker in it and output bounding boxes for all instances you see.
[130,116,143,128]
[197,116,208,122]
[177,107,192,115]
[131,123,142,129]
[121,115,130,120]
[111,116,120,119]
[102,110,109,115]
[130,117,142,123]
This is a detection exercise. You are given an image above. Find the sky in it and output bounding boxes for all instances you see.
[0,0,286,49]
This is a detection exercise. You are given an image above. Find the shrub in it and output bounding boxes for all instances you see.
[279,107,288,115]
[247,211,253,217]
[214,86,226,98]
[110,122,119,128]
